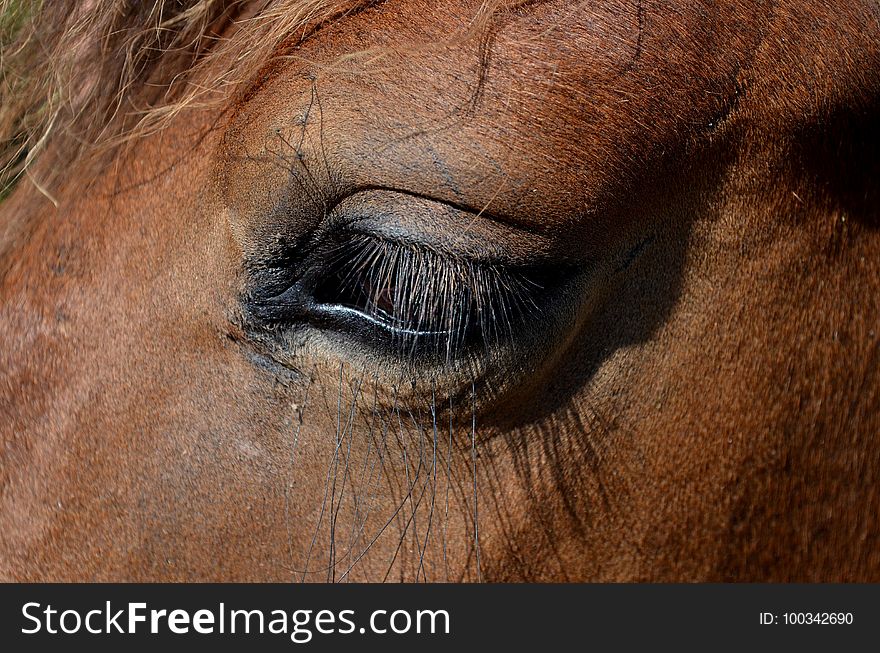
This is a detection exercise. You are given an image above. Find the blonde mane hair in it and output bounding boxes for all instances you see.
[0,0,512,200]
[0,0,390,196]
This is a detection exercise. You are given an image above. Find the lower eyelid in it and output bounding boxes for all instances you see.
[307,303,450,337]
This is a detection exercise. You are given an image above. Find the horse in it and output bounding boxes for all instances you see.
[0,0,878,581]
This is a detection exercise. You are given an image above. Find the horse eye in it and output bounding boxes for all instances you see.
[244,228,574,365]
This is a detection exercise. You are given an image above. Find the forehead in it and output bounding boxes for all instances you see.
[221,0,760,241]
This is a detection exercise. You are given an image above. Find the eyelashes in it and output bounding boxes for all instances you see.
[316,232,544,359]
[250,229,566,364]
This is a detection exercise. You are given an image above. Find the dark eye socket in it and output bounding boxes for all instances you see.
[245,227,574,364]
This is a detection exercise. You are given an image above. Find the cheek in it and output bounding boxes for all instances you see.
[251,366,485,581]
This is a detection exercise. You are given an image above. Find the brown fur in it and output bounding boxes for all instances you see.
[1,0,879,581]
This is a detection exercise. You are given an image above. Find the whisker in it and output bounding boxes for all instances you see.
[381,440,435,583]
[443,393,453,582]
[416,382,439,582]
[300,362,345,582]
[284,368,313,581]
[328,367,364,582]
[341,370,381,577]
[471,379,482,582]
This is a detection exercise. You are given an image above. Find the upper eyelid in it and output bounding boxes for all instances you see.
[322,190,568,266]
[328,227,511,271]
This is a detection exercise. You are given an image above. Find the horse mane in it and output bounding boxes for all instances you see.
[0,0,392,197]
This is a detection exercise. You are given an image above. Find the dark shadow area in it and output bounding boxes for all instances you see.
[791,97,880,230]
[481,131,741,433]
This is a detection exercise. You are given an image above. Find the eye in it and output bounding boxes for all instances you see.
[247,227,571,364]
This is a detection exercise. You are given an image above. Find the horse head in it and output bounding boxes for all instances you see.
[1,0,878,581]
